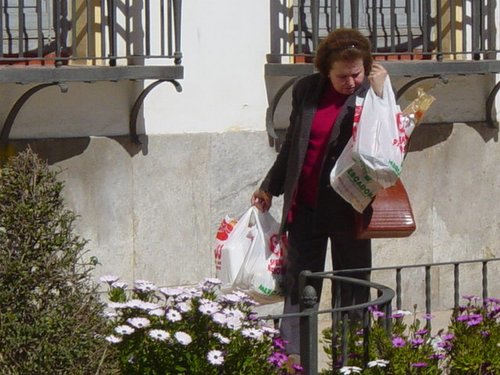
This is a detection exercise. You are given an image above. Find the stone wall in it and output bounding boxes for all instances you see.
[10,118,500,311]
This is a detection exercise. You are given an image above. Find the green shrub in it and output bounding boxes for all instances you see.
[0,148,117,374]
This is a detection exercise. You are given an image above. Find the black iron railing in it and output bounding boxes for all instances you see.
[0,0,182,66]
[0,1,183,145]
[269,0,498,63]
[262,257,500,374]
[266,0,500,150]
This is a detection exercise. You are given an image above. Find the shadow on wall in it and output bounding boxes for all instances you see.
[1,136,148,165]
[408,122,498,153]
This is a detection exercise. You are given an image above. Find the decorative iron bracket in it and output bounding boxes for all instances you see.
[0,79,184,150]
[0,82,68,149]
[395,74,449,101]
[129,79,183,145]
[486,80,500,128]
[265,76,303,151]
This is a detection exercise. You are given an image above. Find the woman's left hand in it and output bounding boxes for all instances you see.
[368,62,388,98]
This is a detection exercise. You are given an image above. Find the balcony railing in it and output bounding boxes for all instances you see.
[0,0,183,146]
[0,0,183,83]
[269,0,498,64]
[265,0,500,150]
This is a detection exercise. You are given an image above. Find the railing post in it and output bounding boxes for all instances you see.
[425,266,432,331]
[310,0,319,51]
[173,0,183,64]
[453,263,460,309]
[299,271,318,375]
[482,261,488,301]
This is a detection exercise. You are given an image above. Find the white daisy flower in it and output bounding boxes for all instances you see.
[185,288,203,298]
[174,331,192,345]
[105,335,122,344]
[174,293,193,302]
[114,325,135,335]
[134,280,157,292]
[241,328,263,340]
[177,301,192,313]
[223,308,245,320]
[340,366,362,374]
[204,277,222,285]
[213,332,230,344]
[159,287,184,297]
[148,308,165,317]
[222,293,242,303]
[100,275,119,284]
[166,309,182,322]
[207,349,224,366]
[127,299,150,309]
[107,301,128,309]
[212,312,227,325]
[140,302,161,311]
[103,310,118,319]
[262,326,280,336]
[111,281,128,289]
[199,302,221,316]
[368,359,390,368]
[148,329,170,341]
[233,290,250,299]
[127,317,151,329]
[225,316,242,330]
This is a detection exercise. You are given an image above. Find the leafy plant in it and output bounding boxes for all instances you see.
[445,296,500,374]
[0,148,116,374]
[101,276,303,374]
[320,296,500,374]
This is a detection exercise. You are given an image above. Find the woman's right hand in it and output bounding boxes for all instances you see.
[251,189,272,212]
[368,62,388,98]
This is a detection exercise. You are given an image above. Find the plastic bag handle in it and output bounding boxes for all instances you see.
[226,207,256,242]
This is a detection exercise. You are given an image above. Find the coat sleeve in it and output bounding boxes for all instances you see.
[259,79,302,197]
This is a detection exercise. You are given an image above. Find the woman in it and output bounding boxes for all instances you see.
[252,28,388,356]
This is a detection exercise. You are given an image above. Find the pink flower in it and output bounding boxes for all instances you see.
[392,336,406,348]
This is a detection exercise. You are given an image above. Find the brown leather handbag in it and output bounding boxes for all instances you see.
[355,179,416,239]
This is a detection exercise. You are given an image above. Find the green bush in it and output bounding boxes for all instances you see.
[0,148,117,374]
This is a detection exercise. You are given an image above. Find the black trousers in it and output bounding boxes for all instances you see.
[280,205,372,355]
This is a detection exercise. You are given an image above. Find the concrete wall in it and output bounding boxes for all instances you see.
[9,109,500,312]
[1,2,499,312]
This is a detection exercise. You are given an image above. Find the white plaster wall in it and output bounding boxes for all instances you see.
[142,0,271,134]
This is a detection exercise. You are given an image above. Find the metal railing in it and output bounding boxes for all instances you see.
[0,0,182,66]
[262,257,500,374]
[269,0,498,63]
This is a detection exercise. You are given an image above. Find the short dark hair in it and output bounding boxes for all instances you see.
[314,28,373,77]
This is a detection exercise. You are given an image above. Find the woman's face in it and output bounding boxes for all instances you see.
[328,58,365,95]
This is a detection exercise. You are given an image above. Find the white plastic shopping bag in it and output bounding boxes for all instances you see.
[214,208,254,287]
[331,80,435,212]
[330,137,384,213]
[232,207,285,301]
[330,97,384,213]
[352,76,414,188]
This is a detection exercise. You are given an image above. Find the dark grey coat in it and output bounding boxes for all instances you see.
[260,73,370,233]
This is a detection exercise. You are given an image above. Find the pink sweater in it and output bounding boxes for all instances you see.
[288,83,348,222]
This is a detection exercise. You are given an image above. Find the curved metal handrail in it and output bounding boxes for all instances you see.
[261,272,395,374]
